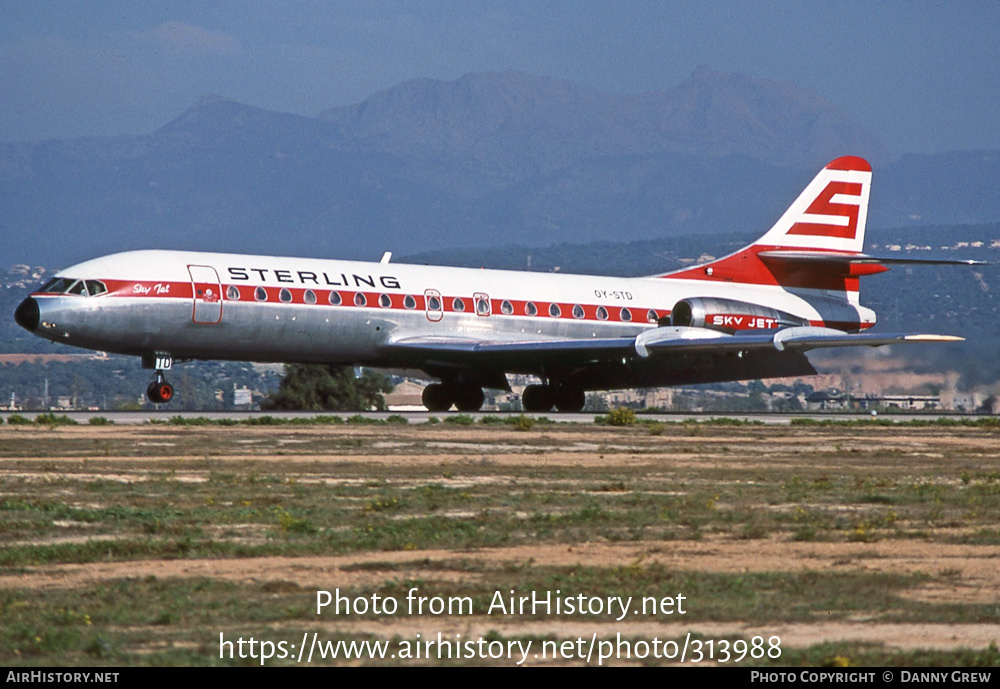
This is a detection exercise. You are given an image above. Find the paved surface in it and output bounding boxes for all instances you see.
[0,409,990,425]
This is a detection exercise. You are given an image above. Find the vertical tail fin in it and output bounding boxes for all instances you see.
[659,156,874,291]
[755,156,871,253]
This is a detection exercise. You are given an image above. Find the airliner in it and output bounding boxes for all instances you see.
[14,156,979,411]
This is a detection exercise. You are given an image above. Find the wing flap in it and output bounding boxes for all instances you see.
[386,334,636,357]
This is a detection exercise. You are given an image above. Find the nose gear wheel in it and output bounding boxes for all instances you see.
[146,370,174,404]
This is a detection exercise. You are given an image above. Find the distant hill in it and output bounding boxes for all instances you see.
[1,69,998,269]
[317,67,887,178]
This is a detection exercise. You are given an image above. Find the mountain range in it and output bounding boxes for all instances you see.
[2,68,998,268]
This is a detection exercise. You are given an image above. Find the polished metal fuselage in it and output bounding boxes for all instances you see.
[21,249,872,388]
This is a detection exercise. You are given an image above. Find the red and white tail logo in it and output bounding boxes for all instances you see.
[657,157,874,290]
[759,156,871,252]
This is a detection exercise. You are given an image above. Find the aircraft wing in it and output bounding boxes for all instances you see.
[386,326,963,362]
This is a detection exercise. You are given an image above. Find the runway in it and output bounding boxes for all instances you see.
[0,408,992,425]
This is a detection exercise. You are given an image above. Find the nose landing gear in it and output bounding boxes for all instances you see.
[142,354,174,404]
[146,375,174,404]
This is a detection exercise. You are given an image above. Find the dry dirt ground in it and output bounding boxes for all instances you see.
[2,420,998,665]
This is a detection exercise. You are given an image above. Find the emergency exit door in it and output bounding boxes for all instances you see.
[187,265,223,324]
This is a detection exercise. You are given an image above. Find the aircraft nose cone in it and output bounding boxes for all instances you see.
[14,297,40,332]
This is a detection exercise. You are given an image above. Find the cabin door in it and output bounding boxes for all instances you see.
[187,265,223,324]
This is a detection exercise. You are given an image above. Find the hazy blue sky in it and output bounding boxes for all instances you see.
[2,1,998,155]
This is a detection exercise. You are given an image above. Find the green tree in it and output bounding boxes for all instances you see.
[262,364,393,411]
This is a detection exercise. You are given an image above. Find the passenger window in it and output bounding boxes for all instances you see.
[647,309,659,323]
[525,302,537,316]
[255,287,268,301]
[620,307,632,322]
[572,304,585,319]
[501,300,513,315]
[304,289,317,304]
[596,306,609,321]
[425,289,443,322]
[379,294,392,308]
[452,297,465,312]
[354,293,367,307]
[549,303,561,318]
[227,285,240,300]
[476,297,490,315]
[329,291,342,306]
[279,288,293,303]
[404,295,416,310]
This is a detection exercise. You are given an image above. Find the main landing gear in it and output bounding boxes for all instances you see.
[422,383,485,412]
[143,355,174,404]
[521,384,585,413]
[420,382,586,413]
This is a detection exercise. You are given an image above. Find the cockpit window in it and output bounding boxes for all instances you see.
[39,277,77,294]
[38,277,107,296]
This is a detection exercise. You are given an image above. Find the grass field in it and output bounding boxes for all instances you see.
[1,417,998,666]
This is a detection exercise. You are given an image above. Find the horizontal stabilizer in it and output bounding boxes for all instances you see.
[758,250,989,267]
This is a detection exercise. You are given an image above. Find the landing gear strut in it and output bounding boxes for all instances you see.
[143,354,174,404]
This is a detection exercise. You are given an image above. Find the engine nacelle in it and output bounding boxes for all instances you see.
[670,297,808,334]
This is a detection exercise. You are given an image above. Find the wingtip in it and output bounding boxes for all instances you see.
[902,334,965,343]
